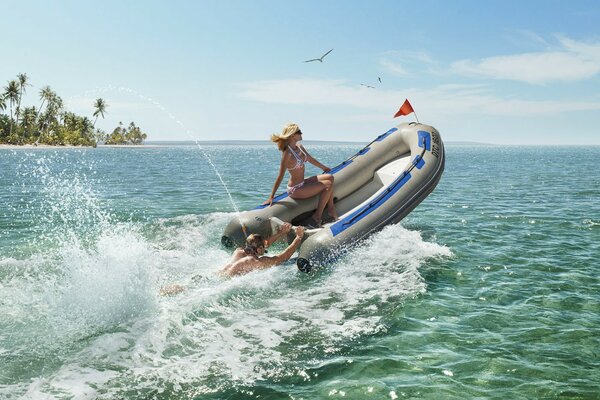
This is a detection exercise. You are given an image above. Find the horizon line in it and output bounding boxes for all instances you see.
[145,139,494,145]
[144,140,600,146]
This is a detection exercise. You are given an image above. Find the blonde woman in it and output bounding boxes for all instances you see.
[265,123,339,227]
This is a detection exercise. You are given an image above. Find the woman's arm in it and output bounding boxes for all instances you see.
[300,144,330,172]
[264,152,288,205]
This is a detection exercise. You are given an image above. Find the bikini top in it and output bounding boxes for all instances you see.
[287,146,307,171]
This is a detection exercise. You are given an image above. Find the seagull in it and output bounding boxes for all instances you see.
[378,77,382,83]
[303,48,334,63]
[360,84,375,89]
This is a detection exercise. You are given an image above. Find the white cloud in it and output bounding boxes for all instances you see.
[379,59,409,76]
[451,36,600,84]
[236,78,600,144]
[509,30,550,48]
[379,51,435,76]
[238,78,600,117]
[239,79,389,108]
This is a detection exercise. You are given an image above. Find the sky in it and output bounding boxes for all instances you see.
[2,0,600,144]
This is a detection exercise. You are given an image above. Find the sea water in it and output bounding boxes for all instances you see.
[0,144,598,399]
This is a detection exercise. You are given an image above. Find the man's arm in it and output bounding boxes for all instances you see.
[222,227,305,276]
[257,227,305,269]
[265,222,292,247]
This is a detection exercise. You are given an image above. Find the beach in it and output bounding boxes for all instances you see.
[0,144,163,149]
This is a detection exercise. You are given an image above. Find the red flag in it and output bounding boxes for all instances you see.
[393,99,414,118]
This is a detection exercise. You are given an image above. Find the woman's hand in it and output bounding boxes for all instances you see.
[263,197,274,207]
[323,166,331,173]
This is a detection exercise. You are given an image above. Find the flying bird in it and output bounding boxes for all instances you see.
[361,84,375,89]
[378,77,382,83]
[303,48,334,63]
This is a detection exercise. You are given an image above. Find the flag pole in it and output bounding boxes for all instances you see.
[413,110,420,124]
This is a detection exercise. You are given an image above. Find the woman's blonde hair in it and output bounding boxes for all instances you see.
[271,123,300,151]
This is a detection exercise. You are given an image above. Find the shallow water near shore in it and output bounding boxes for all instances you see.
[1,143,599,399]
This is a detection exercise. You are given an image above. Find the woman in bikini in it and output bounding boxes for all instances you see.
[265,123,339,227]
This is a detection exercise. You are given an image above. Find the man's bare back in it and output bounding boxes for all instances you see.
[159,224,304,295]
[220,226,305,277]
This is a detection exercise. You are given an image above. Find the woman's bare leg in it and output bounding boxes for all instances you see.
[323,175,338,220]
[289,175,333,225]
[313,186,331,223]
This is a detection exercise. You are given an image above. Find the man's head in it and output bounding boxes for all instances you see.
[244,234,267,256]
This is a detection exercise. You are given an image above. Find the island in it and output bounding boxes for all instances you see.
[1,73,147,147]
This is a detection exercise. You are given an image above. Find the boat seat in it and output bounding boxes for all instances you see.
[333,155,412,219]
[374,155,411,186]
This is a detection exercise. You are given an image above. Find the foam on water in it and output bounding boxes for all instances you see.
[10,223,448,398]
[2,211,450,398]
[50,228,157,336]
[0,153,161,399]
[1,150,452,399]
[3,144,599,399]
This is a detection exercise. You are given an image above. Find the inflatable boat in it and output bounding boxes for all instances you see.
[221,122,445,272]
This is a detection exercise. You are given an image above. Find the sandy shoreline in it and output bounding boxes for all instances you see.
[0,144,162,149]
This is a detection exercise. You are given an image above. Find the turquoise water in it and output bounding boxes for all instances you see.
[1,143,598,399]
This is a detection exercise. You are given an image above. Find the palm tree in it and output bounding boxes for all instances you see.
[81,117,93,135]
[15,73,30,127]
[40,93,63,142]
[92,98,108,127]
[37,86,54,116]
[36,86,55,143]
[0,95,7,138]
[3,80,20,137]
[61,111,76,129]
[21,107,37,126]
[21,107,38,141]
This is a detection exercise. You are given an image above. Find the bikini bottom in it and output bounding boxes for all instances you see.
[287,181,304,196]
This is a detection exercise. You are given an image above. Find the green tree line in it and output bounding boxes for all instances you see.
[1,73,147,146]
[105,121,148,145]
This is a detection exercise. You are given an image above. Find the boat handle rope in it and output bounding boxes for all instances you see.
[330,129,399,172]
[342,136,428,226]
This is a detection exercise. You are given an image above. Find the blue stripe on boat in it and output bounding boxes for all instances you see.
[418,131,431,150]
[330,172,412,236]
[328,160,352,174]
[413,155,425,169]
[375,127,397,142]
[254,192,289,209]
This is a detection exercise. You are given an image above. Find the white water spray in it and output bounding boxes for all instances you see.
[79,85,242,216]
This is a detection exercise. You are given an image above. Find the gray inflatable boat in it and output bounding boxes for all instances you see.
[221,122,445,272]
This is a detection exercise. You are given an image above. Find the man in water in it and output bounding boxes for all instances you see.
[160,223,304,295]
[220,224,305,276]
